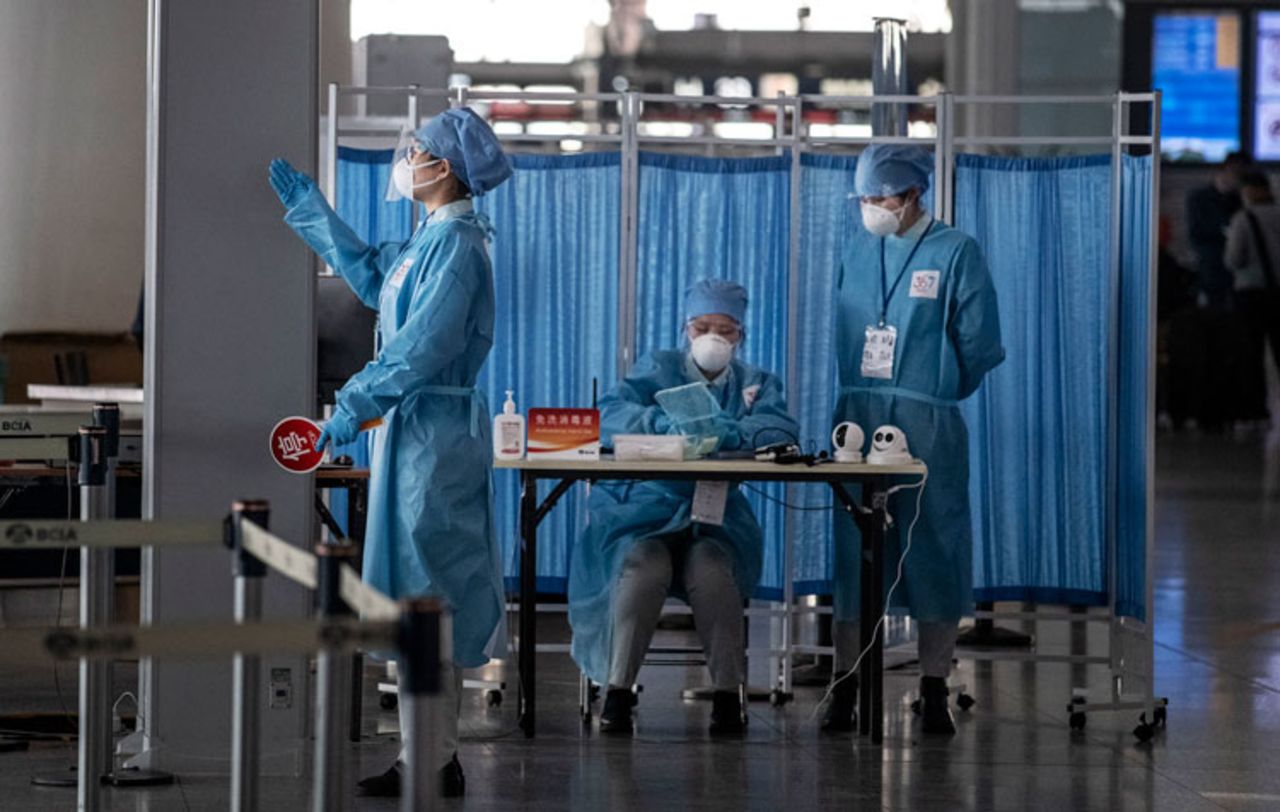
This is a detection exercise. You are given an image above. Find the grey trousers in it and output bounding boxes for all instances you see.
[608,534,744,691]
[834,619,957,679]
[398,663,462,769]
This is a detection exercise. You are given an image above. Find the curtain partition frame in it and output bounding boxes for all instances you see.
[947,92,1160,726]
[321,85,1161,726]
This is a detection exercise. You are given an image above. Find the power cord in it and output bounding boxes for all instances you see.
[741,482,835,512]
[810,471,928,722]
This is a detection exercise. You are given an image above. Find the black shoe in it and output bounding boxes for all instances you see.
[356,761,402,798]
[599,688,634,733]
[441,753,465,798]
[920,676,956,736]
[820,671,858,732]
[709,690,745,736]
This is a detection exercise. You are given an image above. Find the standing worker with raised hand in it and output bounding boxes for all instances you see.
[267,107,513,799]
[822,144,1004,737]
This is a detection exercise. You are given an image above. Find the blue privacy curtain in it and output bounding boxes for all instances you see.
[476,152,621,593]
[790,153,859,595]
[1116,155,1153,620]
[633,152,792,598]
[955,154,1152,619]
[334,147,415,250]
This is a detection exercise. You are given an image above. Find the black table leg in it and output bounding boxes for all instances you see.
[858,482,874,738]
[865,477,887,744]
[828,480,879,739]
[518,471,538,737]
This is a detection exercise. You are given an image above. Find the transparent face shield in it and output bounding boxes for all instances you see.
[384,128,444,202]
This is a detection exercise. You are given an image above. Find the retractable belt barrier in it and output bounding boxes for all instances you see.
[2,405,443,812]
[0,498,437,812]
[0,618,399,666]
[0,520,223,550]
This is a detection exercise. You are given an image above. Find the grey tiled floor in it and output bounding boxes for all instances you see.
[2,430,1279,810]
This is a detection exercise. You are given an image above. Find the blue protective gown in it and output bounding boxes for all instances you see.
[283,191,506,668]
[568,350,798,685]
[833,215,1004,624]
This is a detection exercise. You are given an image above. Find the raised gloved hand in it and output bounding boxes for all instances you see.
[268,158,316,210]
[315,409,360,452]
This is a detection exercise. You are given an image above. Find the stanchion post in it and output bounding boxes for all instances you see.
[312,544,356,812]
[77,426,111,812]
[398,598,445,812]
[230,500,269,812]
[91,403,120,521]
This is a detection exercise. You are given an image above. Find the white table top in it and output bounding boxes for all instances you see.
[494,456,926,479]
[27,385,144,404]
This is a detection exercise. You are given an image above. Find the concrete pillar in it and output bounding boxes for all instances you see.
[946,0,1020,140]
[141,0,317,775]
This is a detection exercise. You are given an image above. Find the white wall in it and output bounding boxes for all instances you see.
[0,0,146,336]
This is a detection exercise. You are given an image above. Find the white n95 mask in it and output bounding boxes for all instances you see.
[860,202,904,236]
[690,333,735,374]
[390,157,444,201]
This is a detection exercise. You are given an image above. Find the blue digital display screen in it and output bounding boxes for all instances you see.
[1255,12,1280,160]
[1153,12,1240,162]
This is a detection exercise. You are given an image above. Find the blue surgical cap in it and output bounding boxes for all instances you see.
[414,108,513,196]
[854,143,934,198]
[686,279,748,324]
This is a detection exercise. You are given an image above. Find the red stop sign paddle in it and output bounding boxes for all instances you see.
[270,416,324,474]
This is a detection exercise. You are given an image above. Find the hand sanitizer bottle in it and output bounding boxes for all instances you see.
[493,390,526,460]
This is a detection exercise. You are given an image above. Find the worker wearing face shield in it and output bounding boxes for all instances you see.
[268,107,512,799]
[568,279,798,736]
[823,144,1005,737]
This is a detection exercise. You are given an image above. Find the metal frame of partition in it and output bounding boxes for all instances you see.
[945,92,1165,735]
[319,84,1162,732]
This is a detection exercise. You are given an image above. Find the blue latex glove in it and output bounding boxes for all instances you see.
[709,413,743,450]
[650,410,673,435]
[316,409,359,452]
[268,158,316,210]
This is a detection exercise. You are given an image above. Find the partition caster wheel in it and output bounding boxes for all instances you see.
[769,690,793,707]
[379,693,398,711]
[956,693,976,712]
[1133,715,1156,743]
[1069,712,1087,731]
[1153,706,1167,728]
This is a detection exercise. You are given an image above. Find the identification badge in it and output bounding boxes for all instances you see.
[909,270,941,299]
[387,257,414,289]
[692,480,729,526]
[861,325,897,380]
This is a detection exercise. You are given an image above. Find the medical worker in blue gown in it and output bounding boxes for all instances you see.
[822,144,1004,736]
[569,279,799,736]
[268,107,512,798]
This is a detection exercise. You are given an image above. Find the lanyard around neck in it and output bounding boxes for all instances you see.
[878,218,934,326]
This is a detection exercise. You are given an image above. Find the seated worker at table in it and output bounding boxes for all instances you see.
[568,278,799,736]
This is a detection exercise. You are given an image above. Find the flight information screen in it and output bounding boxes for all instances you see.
[1153,12,1241,162]
[1255,12,1280,160]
